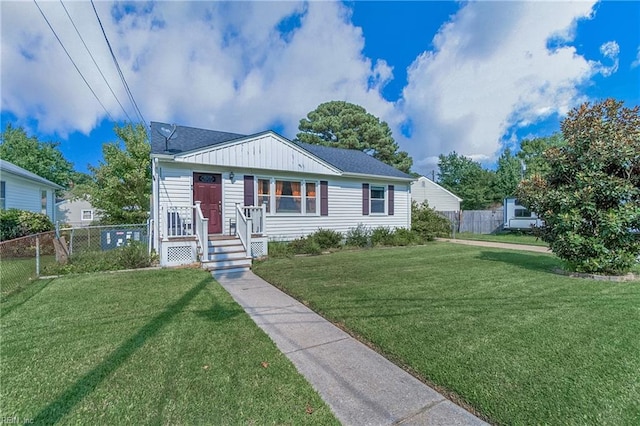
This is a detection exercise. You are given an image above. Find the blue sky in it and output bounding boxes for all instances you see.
[1,1,638,176]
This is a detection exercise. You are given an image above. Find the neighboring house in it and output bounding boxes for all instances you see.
[0,159,63,223]
[411,176,462,212]
[56,196,102,227]
[150,122,414,270]
[503,197,543,231]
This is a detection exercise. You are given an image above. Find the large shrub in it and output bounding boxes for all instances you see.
[0,209,54,241]
[411,202,451,241]
[518,99,640,275]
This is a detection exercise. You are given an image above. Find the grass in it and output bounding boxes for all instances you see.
[0,268,337,425]
[253,243,640,425]
[454,231,548,246]
[0,255,57,299]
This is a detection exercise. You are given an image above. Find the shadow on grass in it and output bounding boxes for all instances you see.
[476,250,560,274]
[1,278,55,317]
[32,276,218,424]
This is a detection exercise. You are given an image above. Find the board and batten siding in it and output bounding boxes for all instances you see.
[411,177,461,211]
[175,134,341,176]
[2,173,56,221]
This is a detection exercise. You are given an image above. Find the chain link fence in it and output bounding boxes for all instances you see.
[1,223,149,300]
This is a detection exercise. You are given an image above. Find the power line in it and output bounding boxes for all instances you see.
[90,0,146,125]
[59,0,133,123]
[33,0,115,122]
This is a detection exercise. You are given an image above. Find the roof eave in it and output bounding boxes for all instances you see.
[341,171,415,182]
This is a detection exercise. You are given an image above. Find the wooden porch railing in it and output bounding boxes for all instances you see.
[235,204,266,258]
[160,203,209,261]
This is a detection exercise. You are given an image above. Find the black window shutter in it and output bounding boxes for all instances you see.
[388,185,394,215]
[320,181,329,216]
[244,175,254,206]
[362,183,369,215]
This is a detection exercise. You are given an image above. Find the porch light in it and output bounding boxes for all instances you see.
[229,171,235,183]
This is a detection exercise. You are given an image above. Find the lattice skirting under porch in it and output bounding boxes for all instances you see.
[250,237,268,258]
[161,239,197,266]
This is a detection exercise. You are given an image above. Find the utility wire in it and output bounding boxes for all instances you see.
[59,0,133,123]
[34,0,115,122]
[90,0,146,125]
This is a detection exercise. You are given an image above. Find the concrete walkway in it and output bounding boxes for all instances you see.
[215,271,488,426]
[436,238,551,253]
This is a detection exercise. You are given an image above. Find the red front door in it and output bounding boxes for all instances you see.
[193,173,223,234]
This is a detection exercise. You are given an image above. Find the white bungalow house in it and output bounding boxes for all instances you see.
[0,159,63,223]
[150,122,414,273]
[411,176,462,212]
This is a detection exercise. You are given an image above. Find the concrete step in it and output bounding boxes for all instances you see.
[202,257,252,271]
[201,236,252,273]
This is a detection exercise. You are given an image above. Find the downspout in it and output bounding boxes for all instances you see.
[407,183,412,229]
[152,157,160,254]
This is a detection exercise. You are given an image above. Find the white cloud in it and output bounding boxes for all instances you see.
[597,40,619,77]
[399,1,598,174]
[0,1,394,139]
[1,0,614,177]
[631,46,640,69]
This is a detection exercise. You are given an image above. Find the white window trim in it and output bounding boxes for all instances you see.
[256,177,320,216]
[370,185,386,215]
[81,209,94,221]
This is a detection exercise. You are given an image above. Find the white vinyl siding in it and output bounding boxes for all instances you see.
[156,166,411,241]
[411,177,461,211]
[264,178,410,241]
[159,166,192,206]
[1,173,57,221]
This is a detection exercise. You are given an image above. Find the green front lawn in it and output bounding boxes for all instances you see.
[253,243,640,425]
[454,231,548,246]
[1,268,337,425]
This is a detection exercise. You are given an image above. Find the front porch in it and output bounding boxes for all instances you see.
[157,203,268,271]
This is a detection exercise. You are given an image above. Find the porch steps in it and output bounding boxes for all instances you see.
[200,237,252,275]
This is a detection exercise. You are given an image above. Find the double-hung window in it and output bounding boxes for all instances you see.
[306,182,317,214]
[363,183,394,216]
[81,210,94,221]
[370,186,385,214]
[258,179,271,213]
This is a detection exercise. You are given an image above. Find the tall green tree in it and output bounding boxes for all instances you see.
[517,133,565,178]
[437,151,497,210]
[517,99,640,274]
[0,124,76,189]
[492,147,522,201]
[297,101,413,173]
[83,123,151,224]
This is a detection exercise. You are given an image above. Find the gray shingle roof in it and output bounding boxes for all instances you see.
[0,159,64,189]
[150,121,412,180]
[295,142,412,179]
[150,122,245,155]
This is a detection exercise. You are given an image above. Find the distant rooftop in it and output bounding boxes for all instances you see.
[0,159,64,189]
